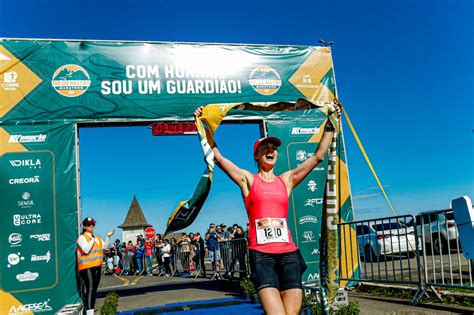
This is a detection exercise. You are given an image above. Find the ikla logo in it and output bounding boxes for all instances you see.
[9,233,23,247]
[291,127,320,136]
[9,158,41,169]
[248,65,281,95]
[7,252,25,268]
[51,64,91,97]
[15,271,40,283]
[18,192,35,208]
[9,299,52,314]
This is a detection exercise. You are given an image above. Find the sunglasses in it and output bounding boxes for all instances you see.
[85,223,95,227]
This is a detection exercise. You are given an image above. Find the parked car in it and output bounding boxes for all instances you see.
[408,210,459,255]
[356,221,421,261]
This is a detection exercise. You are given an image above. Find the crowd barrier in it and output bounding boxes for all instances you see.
[339,211,473,305]
[169,238,248,280]
[418,209,473,293]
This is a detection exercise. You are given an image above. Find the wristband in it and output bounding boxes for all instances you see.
[324,124,335,132]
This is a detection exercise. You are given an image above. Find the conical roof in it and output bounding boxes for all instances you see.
[118,195,152,229]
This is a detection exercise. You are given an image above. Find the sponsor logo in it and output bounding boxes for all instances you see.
[13,214,42,226]
[9,299,51,314]
[18,192,35,208]
[52,64,91,97]
[302,231,316,243]
[311,248,320,255]
[9,233,23,247]
[15,271,39,283]
[307,180,318,192]
[291,127,320,135]
[9,159,41,169]
[248,65,281,96]
[8,134,47,144]
[298,215,319,224]
[31,250,51,263]
[303,74,312,83]
[9,176,40,185]
[30,233,51,242]
[307,272,319,281]
[7,252,25,268]
[2,71,20,91]
[304,198,323,207]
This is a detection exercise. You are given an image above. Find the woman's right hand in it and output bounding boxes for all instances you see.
[194,106,204,118]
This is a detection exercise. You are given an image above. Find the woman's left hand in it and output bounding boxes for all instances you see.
[106,229,115,237]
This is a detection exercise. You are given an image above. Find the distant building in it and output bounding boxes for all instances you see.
[118,195,152,243]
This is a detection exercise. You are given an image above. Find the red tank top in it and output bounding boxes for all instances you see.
[244,175,298,254]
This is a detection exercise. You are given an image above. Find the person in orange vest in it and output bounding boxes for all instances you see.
[77,217,114,315]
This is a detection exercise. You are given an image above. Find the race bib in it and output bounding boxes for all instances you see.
[255,218,289,244]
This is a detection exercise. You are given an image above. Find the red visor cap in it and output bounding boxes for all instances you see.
[253,137,282,155]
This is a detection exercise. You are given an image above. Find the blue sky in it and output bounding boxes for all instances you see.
[1,0,472,237]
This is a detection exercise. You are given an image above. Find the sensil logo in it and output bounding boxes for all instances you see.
[249,65,281,96]
[51,64,91,97]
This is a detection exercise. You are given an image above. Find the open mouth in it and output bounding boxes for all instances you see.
[265,154,274,161]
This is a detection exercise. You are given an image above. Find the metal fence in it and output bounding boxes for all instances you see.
[339,211,473,304]
[418,209,473,291]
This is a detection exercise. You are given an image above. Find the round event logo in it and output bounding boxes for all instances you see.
[249,65,281,96]
[51,64,91,97]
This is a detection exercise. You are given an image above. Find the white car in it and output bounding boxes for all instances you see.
[410,211,459,254]
[357,222,421,261]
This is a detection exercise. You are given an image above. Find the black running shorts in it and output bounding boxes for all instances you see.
[249,249,307,292]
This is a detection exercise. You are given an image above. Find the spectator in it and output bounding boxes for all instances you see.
[219,224,231,277]
[229,225,247,279]
[120,242,127,275]
[206,226,222,278]
[170,238,177,272]
[154,234,163,274]
[144,237,155,276]
[176,233,191,274]
[135,240,145,275]
[126,240,135,275]
[192,232,206,277]
[113,239,121,269]
[162,239,172,276]
[188,233,195,274]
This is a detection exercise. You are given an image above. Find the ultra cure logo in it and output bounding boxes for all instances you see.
[51,64,91,97]
[249,65,281,95]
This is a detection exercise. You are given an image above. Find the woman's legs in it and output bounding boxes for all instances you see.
[146,255,153,275]
[280,288,303,315]
[258,288,285,315]
[79,266,101,311]
[137,257,143,274]
[163,257,171,275]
